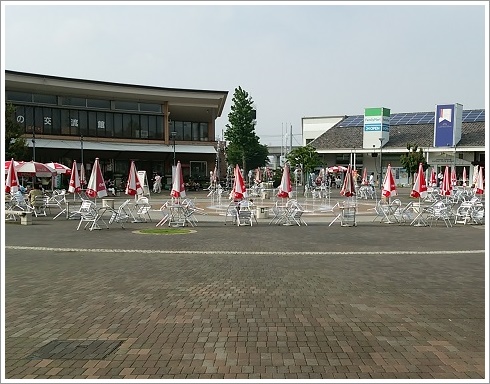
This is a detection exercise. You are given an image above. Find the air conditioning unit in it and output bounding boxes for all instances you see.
[371,153,378,157]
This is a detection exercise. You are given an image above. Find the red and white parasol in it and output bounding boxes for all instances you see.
[429,168,437,187]
[277,163,292,199]
[361,168,368,186]
[474,166,484,195]
[440,165,452,196]
[68,160,81,194]
[5,158,20,193]
[462,167,467,187]
[45,162,71,175]
[410,163,428,199]
[80,163,87,185]
[340,164,356,197]
[85,158,107,198]
[451,166,457,186]
[231,164,247,200]
[125,160,144,196]
[328,165,348,173]
[382,164,397,198]
[211,166,217,183]
[254,167,261,184]
[170,161,186,199]
[16,161,55,178]
[4,160,23,175]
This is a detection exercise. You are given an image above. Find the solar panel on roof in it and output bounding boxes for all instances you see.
[336,109,484,127]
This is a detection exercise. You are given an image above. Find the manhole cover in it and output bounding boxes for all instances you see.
[28,340,123,360]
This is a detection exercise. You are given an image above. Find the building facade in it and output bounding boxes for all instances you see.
[5,70,228,189]
[306,109,485,186]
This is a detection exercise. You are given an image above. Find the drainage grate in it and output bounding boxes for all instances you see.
[28,340,123,360]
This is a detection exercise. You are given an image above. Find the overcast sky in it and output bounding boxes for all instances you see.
[2,1,487,147]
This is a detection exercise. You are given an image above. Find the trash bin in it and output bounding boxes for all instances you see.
[256,206,269,219]
[102,198,115,209]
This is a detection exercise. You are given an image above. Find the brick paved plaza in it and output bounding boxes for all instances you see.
[3,192,487,380]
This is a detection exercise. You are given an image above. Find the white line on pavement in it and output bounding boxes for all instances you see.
[5,246,485,255]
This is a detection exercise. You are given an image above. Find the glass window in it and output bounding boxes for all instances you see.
[88,111,97,136]
[140,115,149,139]
[200,122,208,141]
[87,98,111,109]
[114,113,123,138]
[42,107,52,134]
[156,116,163,140]
[97,112,106,136]
[61,97,86,107]
[148,115,157,139]
[34,107,44,133]
[51,108,61,135]
[183,122,191,141]
[139,102,162,112]
[70,110,79,135]
[105,113,114,137]
[33,94,57,105]
[14,105,25,130]
[60,109,70,135]
[123,114,131,138]
[114,101,138,111]
[174,121,183,140]
[25,106,34,133]
[192,122,200,141]
[79,111,88,136]
[6,91,32,102]
[131,114,140,138]
[190,161,207,179]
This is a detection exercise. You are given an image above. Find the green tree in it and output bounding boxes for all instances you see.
[224,86,268,174]
[5,102,28,160]
[286,145,322,186]
[399,143,429,184]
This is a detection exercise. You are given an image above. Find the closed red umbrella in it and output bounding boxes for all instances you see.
[80,163,87,186]
[462,167,467,187]
[68,160,81,194]
[474,166,484,195]
[170,161,186,199]
[440,165,452,196]
[5,158,20,193]
[4,160,23,175]
[277,163,292,199]
[231,164,247,200]
[382,164,397,198]
[85,158,107,199]
[125,160,144,196]
[430,168,437,187]
[451,166,457,186]
[361,168,368,186]
[340,164,356,197]
[410,163,428,199]
[254,167,261,184]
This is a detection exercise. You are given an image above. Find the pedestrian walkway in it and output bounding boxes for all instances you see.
[3,187,486,380]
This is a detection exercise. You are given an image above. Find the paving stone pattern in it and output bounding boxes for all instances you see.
[4,190,486,380]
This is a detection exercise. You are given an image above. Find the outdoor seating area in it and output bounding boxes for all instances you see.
[4,158,486,231]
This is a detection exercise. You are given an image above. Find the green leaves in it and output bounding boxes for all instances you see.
[5,102,28,160]
[224,87,268,173]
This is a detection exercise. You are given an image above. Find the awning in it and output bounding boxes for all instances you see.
[29,139,217,154]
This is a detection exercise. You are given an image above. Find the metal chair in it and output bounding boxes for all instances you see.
[107,199,132,228]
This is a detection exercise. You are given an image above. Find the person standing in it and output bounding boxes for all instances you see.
[369,172,375,192]
[153,173,162,193]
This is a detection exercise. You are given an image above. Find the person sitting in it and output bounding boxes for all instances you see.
[28,184,44,206]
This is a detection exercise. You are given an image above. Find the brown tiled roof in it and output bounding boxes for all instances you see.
[310,121,485,150]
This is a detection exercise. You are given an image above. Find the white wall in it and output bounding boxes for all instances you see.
[302,116,344,145]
